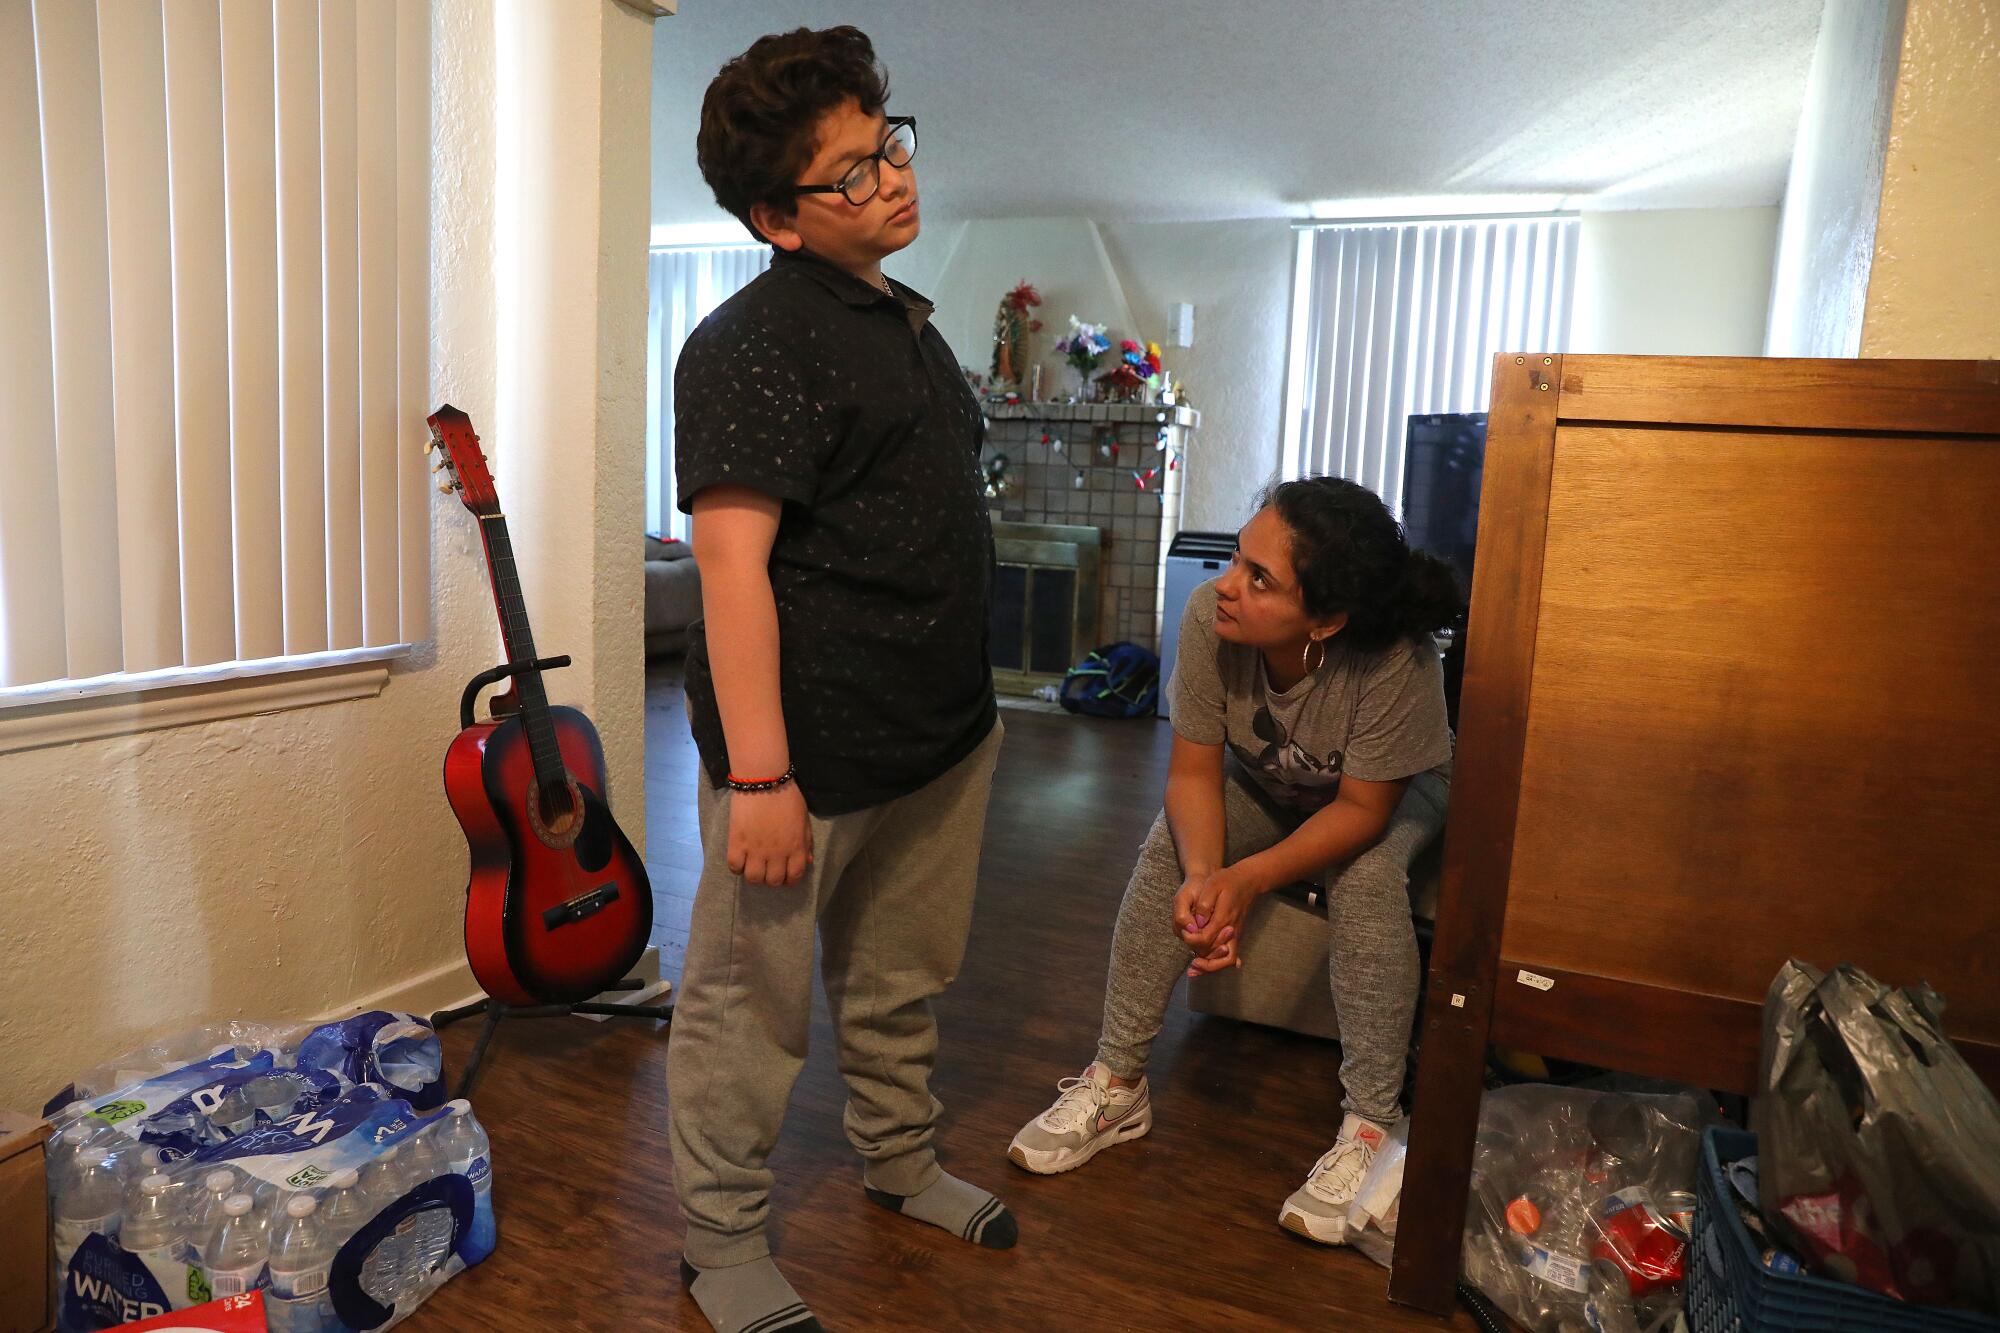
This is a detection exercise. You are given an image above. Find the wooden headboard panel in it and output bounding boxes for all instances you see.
[1390,354,2000,1315]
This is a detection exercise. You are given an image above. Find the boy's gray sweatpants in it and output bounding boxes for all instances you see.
[1095,766,1449,1125]
[667,721,1003,1268]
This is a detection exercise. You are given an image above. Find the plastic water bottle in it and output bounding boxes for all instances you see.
[318,1169,369,1247]
[116,1144,166,1183]
[186,1166,241,1248]
[53,1145,123,1280]
[360,1147,412,1298]
[316,1168,370,1327]
[201,1193,268,1298]
[399,1124,448,1189]
[121,1172,186,1262]
[395,1124,457,1290]
[362,1145,408,1210]
[49,1110,123,1189]
[432,1105,476,1173]
[433,1106,495,1257]
[453,1109,496,1263]
[267,1194,334,1333]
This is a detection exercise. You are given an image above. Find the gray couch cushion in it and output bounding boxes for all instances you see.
[645,555,702,646]
[645,534,694,563]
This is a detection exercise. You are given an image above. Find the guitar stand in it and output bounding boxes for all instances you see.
[432,980,673,1099]
[435,654,673,1101]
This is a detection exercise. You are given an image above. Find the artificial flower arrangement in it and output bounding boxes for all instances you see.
[1054,316,1113,385]
[1095,339,1167,403]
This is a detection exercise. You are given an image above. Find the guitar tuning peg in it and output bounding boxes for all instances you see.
[437,479,455,494]
[422,438,436,454]
[432,459,448,473]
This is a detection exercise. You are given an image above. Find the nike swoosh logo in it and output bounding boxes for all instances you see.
[1094,1100,1142,1134]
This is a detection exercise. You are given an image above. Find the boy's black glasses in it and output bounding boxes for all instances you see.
[790,117,916,207]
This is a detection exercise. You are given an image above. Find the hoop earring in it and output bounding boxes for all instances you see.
[1303,638,1327,675]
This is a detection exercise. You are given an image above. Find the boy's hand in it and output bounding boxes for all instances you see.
[728,784,814,887]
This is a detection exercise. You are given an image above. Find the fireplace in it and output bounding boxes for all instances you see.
[981,401,1199,657]
[989,521,1101,696]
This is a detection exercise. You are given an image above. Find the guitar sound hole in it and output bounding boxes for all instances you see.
[528,776,587,849]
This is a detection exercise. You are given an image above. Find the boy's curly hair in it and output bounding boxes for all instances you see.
[696,26,890,243]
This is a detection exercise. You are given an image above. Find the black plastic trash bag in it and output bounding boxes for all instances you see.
[1751,960,2000,1316]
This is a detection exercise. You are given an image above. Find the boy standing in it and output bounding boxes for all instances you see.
[666,26,1012,1333]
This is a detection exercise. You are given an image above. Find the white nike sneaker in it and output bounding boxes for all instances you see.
[1007,1063,1152,1175]
[1278,1112,1393,1244]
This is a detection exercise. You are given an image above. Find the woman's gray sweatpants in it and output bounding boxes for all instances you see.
[1094,767,1449,1125]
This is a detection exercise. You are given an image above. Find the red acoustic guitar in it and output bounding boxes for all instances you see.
[428,404,652,1006]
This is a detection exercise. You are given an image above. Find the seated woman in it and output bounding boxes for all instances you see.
[1008,475,1460,1245]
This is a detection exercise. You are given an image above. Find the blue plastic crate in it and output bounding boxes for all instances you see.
[1689,1128,2000,1333]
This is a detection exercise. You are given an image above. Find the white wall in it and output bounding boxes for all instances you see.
[1099,220,1294,532]
[916,216,1293,535]
[1571,207,1780,356]
[920,207,1780,537]
[1766,0,1907,357]
[0,0,653,1113]
[1860,0,2000,358]
[494,0,652,805]
[920,217,1139,391]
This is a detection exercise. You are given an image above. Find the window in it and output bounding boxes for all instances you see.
[0,1,430,698]
[1280,215,1579,516]
[645,243,771,540]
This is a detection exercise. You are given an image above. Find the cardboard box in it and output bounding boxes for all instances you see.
[107,1292,267,1331]
[0,1110,53,1333]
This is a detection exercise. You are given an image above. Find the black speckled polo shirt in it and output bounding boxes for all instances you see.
[674,248,997,816]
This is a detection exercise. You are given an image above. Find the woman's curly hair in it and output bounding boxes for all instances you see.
[1263,476,1463,653]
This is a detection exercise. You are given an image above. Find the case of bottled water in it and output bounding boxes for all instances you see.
[42,1014,494,1333]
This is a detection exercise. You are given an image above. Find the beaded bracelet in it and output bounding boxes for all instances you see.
[725,764,795,794]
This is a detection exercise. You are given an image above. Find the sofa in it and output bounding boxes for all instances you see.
[644,534,702,657]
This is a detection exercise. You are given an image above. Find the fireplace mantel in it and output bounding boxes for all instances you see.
[983,400,1200,430]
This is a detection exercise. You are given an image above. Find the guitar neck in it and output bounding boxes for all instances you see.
[476,515,568,789]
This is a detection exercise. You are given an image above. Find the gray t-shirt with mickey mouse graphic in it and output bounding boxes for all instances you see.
[1168,580,1452,811]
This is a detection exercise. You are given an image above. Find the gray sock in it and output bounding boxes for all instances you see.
[679,1256,823,1333]
[865,1170,1018,1249]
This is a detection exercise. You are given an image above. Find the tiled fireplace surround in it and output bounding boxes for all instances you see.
[981,401,1201,663]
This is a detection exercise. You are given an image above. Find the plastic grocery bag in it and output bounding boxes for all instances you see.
[1751,960,2000,1315]
[1461,1084,1714,1333]
[1346,1116,1409,1268]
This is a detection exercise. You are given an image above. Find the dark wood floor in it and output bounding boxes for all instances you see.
[415,660,1475,1331]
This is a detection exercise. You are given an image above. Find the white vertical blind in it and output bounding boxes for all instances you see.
[220,0,283,663]
[319,0,361,651]
[100,1,185,675]
[35,2,121,682]
[394,0,431,646]
[356,0,399,649]
[1282,216,1579,517]
[275,0,327,656]
[164,0,236,668]
[646,244,771,540]
[0,0,66,687]
[0,0,431,693]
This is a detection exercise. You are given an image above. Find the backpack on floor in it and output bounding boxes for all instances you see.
[1059,642,1160,719]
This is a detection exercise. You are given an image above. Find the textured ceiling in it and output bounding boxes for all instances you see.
[650,0,1826,226]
